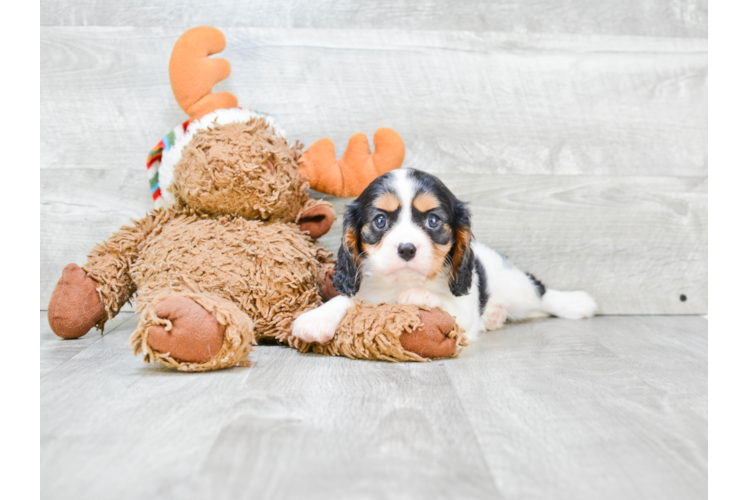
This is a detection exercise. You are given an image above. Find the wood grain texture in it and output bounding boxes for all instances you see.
[40,315,500,500]
[40,312,137,376]
[41,27,706,177]
[40,313,707,500]
[40,0,708,38]
[443,315,707,500]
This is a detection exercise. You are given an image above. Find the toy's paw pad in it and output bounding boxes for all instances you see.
[397,288,442,309]
[48,263,106,339]
[148,296,224,363]
[399,309,458,359]
[292,308,338,344]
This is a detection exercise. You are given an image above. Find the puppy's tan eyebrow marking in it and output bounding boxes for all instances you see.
[413,192,440,213]
[374,192,400,212]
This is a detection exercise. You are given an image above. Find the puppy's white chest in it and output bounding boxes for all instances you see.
[354,273,447,305]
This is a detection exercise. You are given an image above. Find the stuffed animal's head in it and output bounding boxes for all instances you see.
[151,26,407,238]
[171,117,307,223]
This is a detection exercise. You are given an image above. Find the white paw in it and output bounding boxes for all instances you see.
[483,304,508,330]
[291,308,339,344]
[550,290,598,319]
[397,288,442,308]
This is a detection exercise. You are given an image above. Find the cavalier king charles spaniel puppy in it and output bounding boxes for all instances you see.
[292,168,597,344]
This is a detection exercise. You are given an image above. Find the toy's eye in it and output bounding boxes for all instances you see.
[374,214,387,229]
[427,214,442,229]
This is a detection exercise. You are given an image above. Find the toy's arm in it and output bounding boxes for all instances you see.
[298,128,405,198]
[48,211,163,338]
[83,212,164,316]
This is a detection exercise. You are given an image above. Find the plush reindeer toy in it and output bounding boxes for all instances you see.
[47,27,465,371]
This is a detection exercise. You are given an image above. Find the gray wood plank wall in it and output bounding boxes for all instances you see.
[40,2,708,314]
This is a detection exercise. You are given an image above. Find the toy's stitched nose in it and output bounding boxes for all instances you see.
[397,243,417,261]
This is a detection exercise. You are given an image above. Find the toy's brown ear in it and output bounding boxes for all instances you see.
[299,128,405,198]
[297,201,335,239]
[169,27,238,120]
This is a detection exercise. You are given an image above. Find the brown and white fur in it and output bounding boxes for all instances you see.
[291,168,597,344]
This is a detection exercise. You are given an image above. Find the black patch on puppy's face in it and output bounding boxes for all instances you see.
[407,170,474,296]
[360,199,401,251]
[333,172,399,295]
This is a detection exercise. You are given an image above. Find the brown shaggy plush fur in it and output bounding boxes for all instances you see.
[50,114,460,371]
[79,203,465,371]
[130,208,331,342]
[81,205,335,369]
[82,209,174,326]
[171,120,308,223]
[130,288,256,372]
[308,301,467,362]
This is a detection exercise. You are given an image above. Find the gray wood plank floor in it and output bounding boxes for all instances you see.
[41,313,707,500]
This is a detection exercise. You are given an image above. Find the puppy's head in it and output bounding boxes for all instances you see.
[333,168,474,296]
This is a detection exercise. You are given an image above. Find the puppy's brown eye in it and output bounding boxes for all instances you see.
[427,214,441,229]
[374,214,387,229]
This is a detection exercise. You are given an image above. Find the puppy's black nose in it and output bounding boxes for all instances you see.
[397,243,417,261]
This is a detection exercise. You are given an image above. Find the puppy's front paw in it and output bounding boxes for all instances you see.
[291,309,339,344]
[397,288,442,309]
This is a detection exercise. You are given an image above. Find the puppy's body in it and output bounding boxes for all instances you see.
[292,169,597,344]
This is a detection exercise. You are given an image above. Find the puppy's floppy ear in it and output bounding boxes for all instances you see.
[333,202,363,295]
[449,201,474,296]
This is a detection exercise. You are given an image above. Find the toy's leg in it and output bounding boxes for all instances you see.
[130,291,255,372]
[307,302,467,362]
[47,264,106,338]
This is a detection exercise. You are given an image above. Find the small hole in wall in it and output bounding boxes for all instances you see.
[680,294,687,302]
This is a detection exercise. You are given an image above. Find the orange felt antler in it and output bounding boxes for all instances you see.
[169,27,238,120]
[299,128,405,198]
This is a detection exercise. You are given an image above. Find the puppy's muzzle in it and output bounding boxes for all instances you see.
[397,243,417,261]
